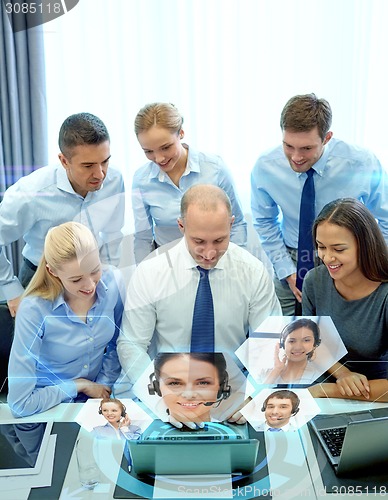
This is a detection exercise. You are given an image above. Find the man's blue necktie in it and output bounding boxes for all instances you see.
[268,427,283,432]
[296,168,315,291]
[191,266,215,352]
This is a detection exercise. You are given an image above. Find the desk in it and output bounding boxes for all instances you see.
[0,400,387,499]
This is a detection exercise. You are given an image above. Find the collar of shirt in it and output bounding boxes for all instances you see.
[146,144,201,183]
[296,140,332,179]
[264,421,291,432]
[51,276,109,312]
[56,164,105,199]
[56,164,81,196]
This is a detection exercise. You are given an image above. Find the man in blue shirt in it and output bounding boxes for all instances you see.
[0,112,125,317]
[251,93,388,315]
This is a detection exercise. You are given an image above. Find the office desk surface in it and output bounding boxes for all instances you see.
[0,400,387,500]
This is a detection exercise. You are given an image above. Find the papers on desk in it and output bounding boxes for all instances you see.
[0,434,56,498]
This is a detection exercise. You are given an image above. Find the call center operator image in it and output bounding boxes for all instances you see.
[146,352,232,428]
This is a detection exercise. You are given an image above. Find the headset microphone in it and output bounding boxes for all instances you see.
[202,397,225,407]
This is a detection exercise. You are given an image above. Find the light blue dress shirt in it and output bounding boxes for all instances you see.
[93,422,142,440]
[251,138,388,281]
[0,164,125,301]
[132,145,247,263]
[7,268,124,417]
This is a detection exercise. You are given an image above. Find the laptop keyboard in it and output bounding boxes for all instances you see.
[319,427,346,457]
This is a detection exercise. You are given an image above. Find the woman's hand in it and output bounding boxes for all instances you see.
[119,414,131,428]
[7,296,22,317]
[75,379,111,399]
[264,343,287,383]
[167,412,205,430]
[335,371,370,399]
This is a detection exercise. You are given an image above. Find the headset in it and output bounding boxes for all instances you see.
[261,390,300,416]
[148,370,231,405]
[279,319,321,360]
[98,401,127,418]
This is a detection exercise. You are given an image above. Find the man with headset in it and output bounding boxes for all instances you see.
[259,390,300,432]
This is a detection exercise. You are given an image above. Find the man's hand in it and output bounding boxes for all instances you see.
[285,273,302,303]
[75,379,111,399]
[308,384,325,398]
[335,371,370,399]
[7,296,22,317]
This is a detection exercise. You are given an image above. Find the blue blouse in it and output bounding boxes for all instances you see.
[132,145,247,263]
[7,268,124,417]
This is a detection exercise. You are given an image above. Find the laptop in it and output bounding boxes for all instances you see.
[0,421,53,476]
[308,407,388,476]
[127,420,259,475]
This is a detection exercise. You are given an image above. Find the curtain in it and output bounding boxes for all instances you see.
[0,7,47,277]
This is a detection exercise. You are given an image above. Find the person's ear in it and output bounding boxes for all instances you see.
[46,264,58,277]
[177,218,185,234]
[323,131,333,145]
[179,129,185,140]
[58,153,69,169]
[230,215,235,230]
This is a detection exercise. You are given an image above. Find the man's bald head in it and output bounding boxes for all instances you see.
[180,185,232,220]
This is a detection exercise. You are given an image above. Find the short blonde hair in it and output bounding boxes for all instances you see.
[25,222,99,301]
[134,102,183,136]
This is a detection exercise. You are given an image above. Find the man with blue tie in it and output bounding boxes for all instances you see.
[117,184,281,412]
[251,93,388,315]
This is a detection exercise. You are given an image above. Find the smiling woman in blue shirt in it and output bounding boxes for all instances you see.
[7,222,124,417]
[132,102,247,263]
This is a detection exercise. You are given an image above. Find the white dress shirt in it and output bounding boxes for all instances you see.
[117,238,281,384]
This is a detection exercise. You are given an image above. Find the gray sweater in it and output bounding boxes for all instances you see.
[303,265,388,379]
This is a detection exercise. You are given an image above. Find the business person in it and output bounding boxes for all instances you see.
[132,102,247,263]
[8,222,124,417]
[261,318,321,385]
[251,93,388,315]
[117,184,281,395]
[0,112,125,316]
[303,199,388,402]
[147,352,231,427]
[93,398,142,440]
[258,390,300,432]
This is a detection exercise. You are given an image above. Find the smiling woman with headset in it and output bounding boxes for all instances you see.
[93,398,142,441]
[148,352,231,428]
[263,318,322,385]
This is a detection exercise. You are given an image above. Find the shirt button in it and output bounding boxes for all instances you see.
[89,337,93,342]
[88,317,93,322]
[83,365,88,369]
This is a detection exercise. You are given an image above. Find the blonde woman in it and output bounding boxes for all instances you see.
[8,222,124,417]
[132,102,247,263]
